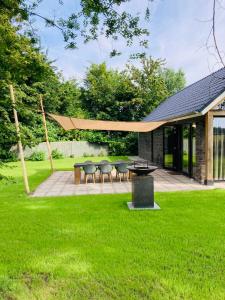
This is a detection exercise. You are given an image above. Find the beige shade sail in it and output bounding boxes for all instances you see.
[49,114,166,133]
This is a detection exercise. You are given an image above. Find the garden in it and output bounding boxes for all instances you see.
[1,1,225,299]
[0,157,225,299]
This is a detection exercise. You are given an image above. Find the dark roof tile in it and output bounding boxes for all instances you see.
[144,67,225,121]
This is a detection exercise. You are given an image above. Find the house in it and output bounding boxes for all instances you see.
[139,67,225,185]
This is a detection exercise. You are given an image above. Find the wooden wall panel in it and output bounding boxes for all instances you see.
[205,112,214,185]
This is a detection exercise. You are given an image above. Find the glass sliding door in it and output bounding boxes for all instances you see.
[213,117,225,180]
[164,127,174,169]
[182,125,190,174]
[163,124,196,175]
[181,124,196,177]
[191,125,196,177]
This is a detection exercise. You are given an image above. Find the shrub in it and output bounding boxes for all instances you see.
[3,151,19,162]
[98,151,106,157]
[83,152,95,157]
[51,149,63,159]
[0,174,17,184]
[108,141,126,156]
[84,131,138,156]
[27,151,45,161]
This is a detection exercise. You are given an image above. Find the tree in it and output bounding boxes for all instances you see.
[161,68,186,97]
[0,0,152,163]
[1,0,150,57]
[82,63,136,121]
[125,58,169,119]
[0,9,52,159]
[36,78,83,117]
[80,59,186,155]
[0,0,151,162]
[0,0,186,159]
[203,0,225,72]
[82,58,184,123]
[210,0,225,69]
[0,9,85,160]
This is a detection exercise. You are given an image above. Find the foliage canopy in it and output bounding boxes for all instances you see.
[0,0,186,160]
[1,0,150,57]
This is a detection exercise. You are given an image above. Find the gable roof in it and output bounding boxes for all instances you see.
[144,67,225,122]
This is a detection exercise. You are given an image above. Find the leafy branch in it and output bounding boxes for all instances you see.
[11,0,151,57]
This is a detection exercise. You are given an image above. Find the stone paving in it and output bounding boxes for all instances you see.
[31,168,225,197]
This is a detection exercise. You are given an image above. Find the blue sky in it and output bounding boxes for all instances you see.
[32,0,225,85]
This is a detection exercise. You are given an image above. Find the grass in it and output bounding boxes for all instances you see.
[0,157,225,299]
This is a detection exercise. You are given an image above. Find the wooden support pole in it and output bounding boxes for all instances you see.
[9,84,30,194]
[39,95,54,173]
[205,111,214,185]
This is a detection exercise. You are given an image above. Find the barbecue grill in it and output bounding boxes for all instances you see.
[127,160,160,210]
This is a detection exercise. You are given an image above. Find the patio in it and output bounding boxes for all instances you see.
[31,168,224,197]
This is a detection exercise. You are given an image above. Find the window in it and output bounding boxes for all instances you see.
[164,127,174,168]
[182,125,190,173]
[213,117,225,180]
[192,125,196,177]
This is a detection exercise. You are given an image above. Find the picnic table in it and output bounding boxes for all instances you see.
[73,160,133,184]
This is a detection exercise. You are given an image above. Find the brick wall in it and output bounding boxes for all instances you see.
[138,132,152,162]
[152,127,164,166]
[138,127,164,166]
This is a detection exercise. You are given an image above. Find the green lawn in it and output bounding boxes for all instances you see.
[0,157,225,299]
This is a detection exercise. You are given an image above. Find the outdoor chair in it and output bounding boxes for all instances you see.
[83,164,97,184]
[96,160,110,179]
[115,163,129,182]
[99,164,113,183]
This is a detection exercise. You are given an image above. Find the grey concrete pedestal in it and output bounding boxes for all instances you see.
[127,174,160,210]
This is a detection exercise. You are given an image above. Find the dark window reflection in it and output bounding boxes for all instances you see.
[213,117,225,180]
[192,125,196,177]
[182,125,190,173]
[164,127,174,168]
